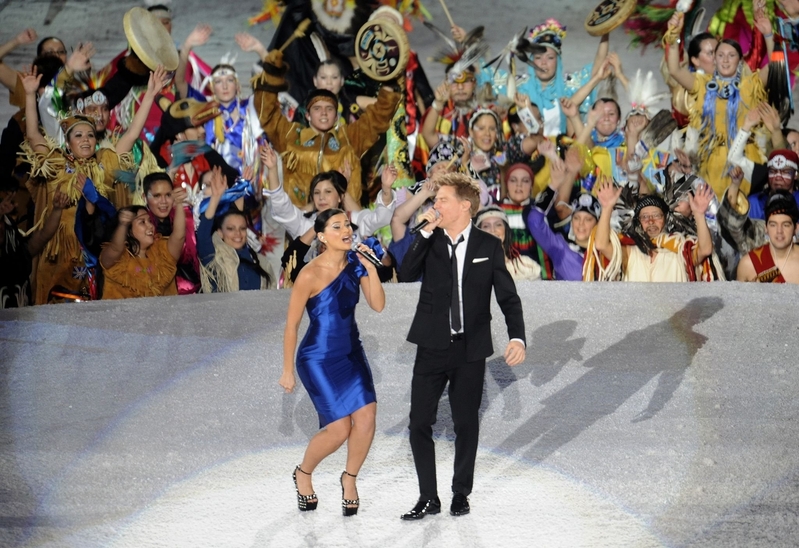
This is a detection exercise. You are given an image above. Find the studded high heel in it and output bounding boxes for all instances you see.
[293,465,318,511]
[340,471,359,516]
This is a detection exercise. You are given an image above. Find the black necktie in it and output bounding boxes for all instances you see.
[449,236,464,333]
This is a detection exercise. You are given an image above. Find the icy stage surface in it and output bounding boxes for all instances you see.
[2,282,799,547]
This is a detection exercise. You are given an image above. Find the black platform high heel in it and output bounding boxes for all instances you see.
[340,471,359,516]
[293,465,318,511]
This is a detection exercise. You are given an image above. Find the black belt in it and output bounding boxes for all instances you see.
[450,333,464,342]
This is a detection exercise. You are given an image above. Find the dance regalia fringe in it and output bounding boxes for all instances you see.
[19,138,135,303]
[747,243,786,283]
[101,237,178,299]
[687,71,766,197]
[582,227,623,281]
[582,228,724,281]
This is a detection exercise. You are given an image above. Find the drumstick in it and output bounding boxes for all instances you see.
[438,0,456,28]
[279,18,311,53]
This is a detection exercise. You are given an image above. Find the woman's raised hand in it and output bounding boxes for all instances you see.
[208,166,227,199]
[21,67,42,95]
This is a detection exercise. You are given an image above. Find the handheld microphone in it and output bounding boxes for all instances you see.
[410,210,438,235]
[409,219,429,235]
[352,243,384,268]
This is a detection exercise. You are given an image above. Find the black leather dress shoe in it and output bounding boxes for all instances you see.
[450,493,470,516]
[400,497,441,520]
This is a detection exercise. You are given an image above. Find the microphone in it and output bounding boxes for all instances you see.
[409,219,429,235]
[410,211,438,235]
[352,243,384,268]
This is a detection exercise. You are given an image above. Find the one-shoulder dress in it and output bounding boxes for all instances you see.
[296,253,377,427]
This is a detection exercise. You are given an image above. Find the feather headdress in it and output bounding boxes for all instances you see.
[424,22,489,81]
[482,28,540,75]
[627,69,671,119]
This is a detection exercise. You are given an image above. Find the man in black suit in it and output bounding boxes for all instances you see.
[398,173,526,519]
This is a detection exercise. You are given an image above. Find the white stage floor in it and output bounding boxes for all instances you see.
[2,1,799,546]
[2,282,799,547]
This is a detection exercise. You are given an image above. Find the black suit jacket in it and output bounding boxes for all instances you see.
[399,225,526,363]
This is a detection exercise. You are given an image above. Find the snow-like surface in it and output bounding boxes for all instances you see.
[3,2,799,546]
[2,282,799,547]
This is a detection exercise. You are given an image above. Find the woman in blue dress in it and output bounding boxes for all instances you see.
[280,208,385,516]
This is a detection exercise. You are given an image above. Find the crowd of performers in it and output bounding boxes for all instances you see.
[3,0,799,308]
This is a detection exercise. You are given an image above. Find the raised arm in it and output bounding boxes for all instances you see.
[167,187,187,261]
[726,166,745,209]
[754,1,775,86]
[688,182,715,264]
[513,92,545,152]
[576,103,600,146]
[570,58,610,109]
[606,52,630,92]
[100,209,135,269]
[261,144,280,192]
[260,144,311,239]
[391,179,436,241]
[546,145,578,221]
[348,84,402,156]
[235,32,268,62]
[203,166,226,220]
[398,208,440,282]
[251,49,294,152]
[63,41,95,81]
[758,102,787,150]
[622,114,648,188]
[21,68,45,150]
[378,164,397,207]
[594,177,622,261]
[339,159,362,213]
[116,66,168,154]
[422,81,449,149]
[559,97,584,138]
[590,34,610,77]
[176,24,212,99]
[0,28,37,90]
[356,243,385,312]
[727,108,760,182]
[665,13,696,91]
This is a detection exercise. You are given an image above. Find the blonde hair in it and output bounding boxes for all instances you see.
[436,172,481,216]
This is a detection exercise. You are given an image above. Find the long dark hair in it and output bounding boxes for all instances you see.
[498,218,515,260]
[687,32,716,68]
[214,207,272,287]
[143,172,173,196]
[305,171,347,216]
[32,55,64,90]
[477,214,515,260]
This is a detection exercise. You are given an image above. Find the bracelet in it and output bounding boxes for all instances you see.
[432,100,444,112]
[764,32,773,38]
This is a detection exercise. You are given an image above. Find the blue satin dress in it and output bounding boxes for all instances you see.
[296,253,376,428]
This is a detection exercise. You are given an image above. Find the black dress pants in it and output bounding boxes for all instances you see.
[408,339,486,499]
